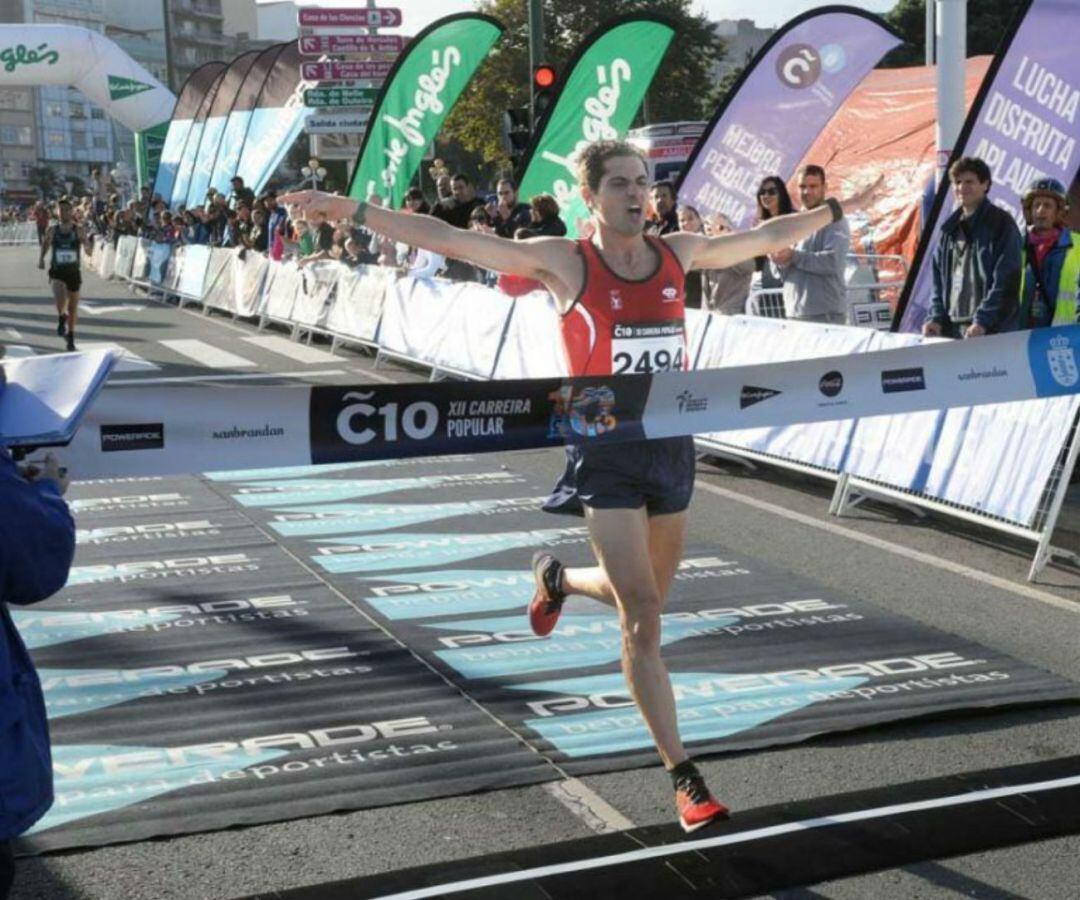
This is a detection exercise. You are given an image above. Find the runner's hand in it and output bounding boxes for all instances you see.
[22,452,69,494]
[278,190,359,222]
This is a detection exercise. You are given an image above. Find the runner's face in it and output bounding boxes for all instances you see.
[587,155,649,237]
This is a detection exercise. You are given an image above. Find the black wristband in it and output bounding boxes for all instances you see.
[352,200,368,227]
[826,197,843,223]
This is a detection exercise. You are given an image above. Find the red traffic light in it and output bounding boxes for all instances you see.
[533,64,556,89]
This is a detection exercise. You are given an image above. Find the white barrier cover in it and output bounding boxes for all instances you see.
[695,316,875,470]
[0,223,37,245]
[326,264,393,344]
[292,261,339,329]
[176,244,211,300]
[129,238,151,284]
[148,243,172,286]
[113,236,137,281]
[233,251,269,318]
[686,307,712,370]
[379,276,513,378]
[202,248,237,314]
[491,291,567,379]
[92,237,114,279]
[262,261,303,322]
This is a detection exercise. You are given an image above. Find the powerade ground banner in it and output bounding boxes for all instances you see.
[234,42,310,195]
[347,14,504,206]
[152,62,226,203]
[209,44,287,196]
[170,67,229,207]
[517,14,675,238]
[897,0,1080,331]
[184,50,262,209]
[677,6,901,229]
[20,455,1072,852]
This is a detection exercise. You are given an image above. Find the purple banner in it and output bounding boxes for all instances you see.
[677,7,901,229]
[897,0,1080,331]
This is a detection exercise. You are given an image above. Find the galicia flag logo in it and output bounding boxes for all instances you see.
[740,385,782,409]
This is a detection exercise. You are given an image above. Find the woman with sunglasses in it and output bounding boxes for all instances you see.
[751,176,795,308]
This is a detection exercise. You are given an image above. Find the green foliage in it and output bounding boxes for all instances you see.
[442,0,726,175]
[882,0,1021,68]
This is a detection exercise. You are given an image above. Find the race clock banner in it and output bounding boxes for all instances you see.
[56,324,1080,479]
[516,14,676,239]
[347,14,505,207]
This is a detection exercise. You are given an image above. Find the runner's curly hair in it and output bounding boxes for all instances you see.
[576,140,647,195]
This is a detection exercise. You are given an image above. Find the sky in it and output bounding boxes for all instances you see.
[280,1,897,36]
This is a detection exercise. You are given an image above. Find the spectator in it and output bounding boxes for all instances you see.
[32,201,49,246]
[155,211,180,245]
[647,180,679,235]
[220,208,241,248]
[249,207,269,254]
[228,175,256,211]
[752,175,794,294]
[524,193,567,238]
[403,186,430,215]
[0,375,75,900]
[264,191,287,242]
[701,213,755,315]
[1016,177,1080,328]
[234,204,254,250]
[491,179,531,238]
[434,173,453,209]
[676,205,707,309]
[298,210,335,266]
[771,164,851,324]
[924,156,1023,338]
[432,173,484,280]
[293,218,314,258]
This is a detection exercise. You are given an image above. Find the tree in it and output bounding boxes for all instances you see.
[442,0,726,172]
[882,0,1020,68]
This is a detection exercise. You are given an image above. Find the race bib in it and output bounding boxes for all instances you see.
[55,249,77,264]
[611,321,685,374]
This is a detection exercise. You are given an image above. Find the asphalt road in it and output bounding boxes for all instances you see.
[3,247,1080,900]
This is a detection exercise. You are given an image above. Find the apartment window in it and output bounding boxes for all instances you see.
[0,125,32,146]
[46,131,65,146]
[0,90,30,111]
[92,134,109,149]
[91,108,105,120]
[71,131,87,149]
[69,102,86,119]
[45,101,63,118]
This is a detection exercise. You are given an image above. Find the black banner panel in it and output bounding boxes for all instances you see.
[18,455,1078,852]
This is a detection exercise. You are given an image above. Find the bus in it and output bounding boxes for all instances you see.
[625,121,706,184]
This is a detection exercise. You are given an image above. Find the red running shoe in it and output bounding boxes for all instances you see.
[674,769,729,833]
[528,551,566,636]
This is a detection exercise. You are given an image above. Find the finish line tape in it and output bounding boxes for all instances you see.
[61,325,1080,479]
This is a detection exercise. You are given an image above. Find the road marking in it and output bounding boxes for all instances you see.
[1,344,34,358]
[81,301,146,315]
[695,480,1080,614]
[159,338,258,369]
[3,326,21,339]
[242,334,341,364]
[542,778,635,834]
[373,772,1080,899]
[80,341,159,372]
[109,369,348,385]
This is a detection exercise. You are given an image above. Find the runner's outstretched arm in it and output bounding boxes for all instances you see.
[667,179,879,272]
[279,191,569,281]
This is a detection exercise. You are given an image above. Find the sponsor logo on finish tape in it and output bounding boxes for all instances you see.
[100,423,164,452]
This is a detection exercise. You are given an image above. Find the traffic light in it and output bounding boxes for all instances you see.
[502,105,532,164]
[532,63,557,126]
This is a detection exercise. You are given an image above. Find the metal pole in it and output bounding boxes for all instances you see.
[935,0,966,182]
[161,0,175,93]
[527,0,545,129]
[925,0,936,65]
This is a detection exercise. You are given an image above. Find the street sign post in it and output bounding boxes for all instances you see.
[297,8,402,28]
[305,86,380,108]
[298,34,405,56]
[302,60,394,82]
[305,110,371,134]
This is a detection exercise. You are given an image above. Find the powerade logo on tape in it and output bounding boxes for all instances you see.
[881,367,926,393]
[232,472,521,507]
[313,528,590,574]
[740,386,781,409]
[12,608,182,648]
[1030,330,1080,396]
[66,553,259,587]
[515,669,867,758]
[39,666,227,719]
[269,497,544,537]
[361,569,535,620]
[100,423,164,452]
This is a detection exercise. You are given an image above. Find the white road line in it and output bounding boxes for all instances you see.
[80,341,160,372]
[543,778,635,835]
[695,481,1080,614]
[108,368,347,385]
[159,338,258,369]
[374,772,1080,900]
[242,334,341,364]
[3,326,21,339]
[1,344,34,358]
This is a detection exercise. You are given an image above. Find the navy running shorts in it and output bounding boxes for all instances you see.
[49,267,81,293]
[544,435,696,517]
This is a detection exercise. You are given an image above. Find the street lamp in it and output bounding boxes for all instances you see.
[300,157,327,190]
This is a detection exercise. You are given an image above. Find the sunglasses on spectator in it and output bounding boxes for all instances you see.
[758,187,779,197]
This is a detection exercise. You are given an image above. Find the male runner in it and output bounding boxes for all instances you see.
[37,200,84,352]
[283,142,871,832]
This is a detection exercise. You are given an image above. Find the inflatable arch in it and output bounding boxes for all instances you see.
[0,24,175,187]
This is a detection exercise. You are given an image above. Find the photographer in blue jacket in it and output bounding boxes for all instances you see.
[0,366,74,899]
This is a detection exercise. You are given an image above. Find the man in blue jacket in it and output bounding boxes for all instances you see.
[1016,177,1080,328]
[923,156,1022,338]
[0,370,74,898]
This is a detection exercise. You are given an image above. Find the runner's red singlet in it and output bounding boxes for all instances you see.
[560,236,687,377]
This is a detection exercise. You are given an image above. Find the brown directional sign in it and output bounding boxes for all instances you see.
[302,60,394,82]
[304,87,379,108]
[298,34,405,56]
[297,8,402,28]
